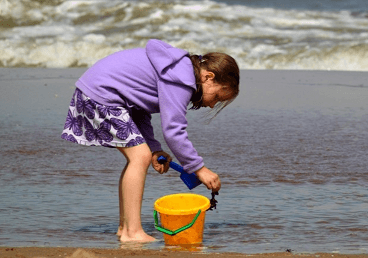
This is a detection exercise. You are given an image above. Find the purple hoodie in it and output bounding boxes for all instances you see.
[75,39,204,173]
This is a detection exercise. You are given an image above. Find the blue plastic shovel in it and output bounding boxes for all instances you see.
[157,156,202,190]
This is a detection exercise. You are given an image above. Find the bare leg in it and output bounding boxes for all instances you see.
[116,163,128,236]
[116,144,155,242]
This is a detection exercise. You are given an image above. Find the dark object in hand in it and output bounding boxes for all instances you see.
[157,156,202,190]
[207,191,219,211]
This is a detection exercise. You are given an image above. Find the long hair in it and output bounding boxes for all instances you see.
[189,52,240,121]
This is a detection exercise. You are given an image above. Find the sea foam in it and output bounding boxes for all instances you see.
[0,0,367,70]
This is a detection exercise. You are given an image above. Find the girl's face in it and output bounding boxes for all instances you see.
[200,70,233,108]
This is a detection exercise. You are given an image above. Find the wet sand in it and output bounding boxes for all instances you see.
[1,247,368,258]
[1,68,367,254]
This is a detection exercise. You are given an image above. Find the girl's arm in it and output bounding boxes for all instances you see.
[157,79,204,174]
[131,109,162,152]
[195,166,221,192]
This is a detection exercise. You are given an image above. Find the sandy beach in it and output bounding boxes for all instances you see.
[1,68,367,255]
[2,0,368,256]
[1,247,368,258]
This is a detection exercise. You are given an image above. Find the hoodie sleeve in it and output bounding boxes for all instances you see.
[131,109,162,153]
[146,39,204,173]
[157,78,204,174]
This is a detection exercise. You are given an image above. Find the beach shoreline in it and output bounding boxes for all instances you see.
[1,68,367,254]
[1,247,368,258]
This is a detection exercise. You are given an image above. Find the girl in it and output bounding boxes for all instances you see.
[61,39,239,242]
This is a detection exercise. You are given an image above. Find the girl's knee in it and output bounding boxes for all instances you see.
[119,144,152,167]
[139,148,152,167]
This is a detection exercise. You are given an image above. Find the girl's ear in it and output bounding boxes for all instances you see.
[201,70,215,82]
[204,71,215,81]
[207,72,215,80]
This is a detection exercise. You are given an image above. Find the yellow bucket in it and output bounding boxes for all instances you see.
[154,193,210,245]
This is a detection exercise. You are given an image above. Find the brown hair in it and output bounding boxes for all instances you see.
[189,53,239,117]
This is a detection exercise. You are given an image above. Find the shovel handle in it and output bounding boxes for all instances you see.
[157,156,202,190]
[157,156,184,173]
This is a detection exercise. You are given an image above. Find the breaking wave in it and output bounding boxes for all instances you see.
[1,0,368,70]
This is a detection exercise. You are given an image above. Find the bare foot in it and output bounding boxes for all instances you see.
[119,230,156,242]
[116,225,123,237]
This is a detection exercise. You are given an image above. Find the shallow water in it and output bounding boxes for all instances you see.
[0,68,367,254]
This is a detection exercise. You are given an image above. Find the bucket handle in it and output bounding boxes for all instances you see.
[153,210,201,236]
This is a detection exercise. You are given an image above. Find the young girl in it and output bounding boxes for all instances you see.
[61,39,239,242]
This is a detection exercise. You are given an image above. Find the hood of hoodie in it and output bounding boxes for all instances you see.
[146,39,197,91]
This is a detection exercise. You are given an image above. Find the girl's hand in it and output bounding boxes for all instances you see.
[152,151,172,174]
[195,166,221,192]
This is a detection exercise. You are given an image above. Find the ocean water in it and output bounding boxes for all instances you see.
[0,68,367,254]
[0,0,368,70]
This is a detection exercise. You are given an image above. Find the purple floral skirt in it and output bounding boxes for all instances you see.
[61,88,146,148]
